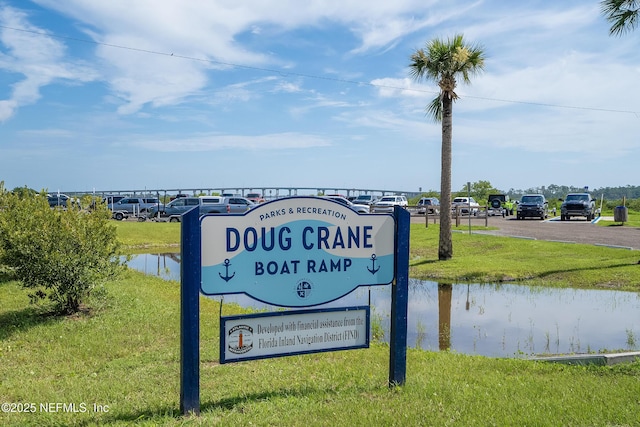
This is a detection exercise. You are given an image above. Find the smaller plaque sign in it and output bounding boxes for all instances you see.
[220,306,370,363]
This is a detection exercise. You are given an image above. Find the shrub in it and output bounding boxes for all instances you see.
[0,187,123,314]
[602,198,640,213]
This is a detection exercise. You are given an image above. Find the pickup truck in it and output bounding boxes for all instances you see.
[147,196,255,222]
[352,194,377,205]
[451,196,480,216]
[560,193,596,221]
[108,197,163,220]
[516,194,548,220]
[371,195,408,213]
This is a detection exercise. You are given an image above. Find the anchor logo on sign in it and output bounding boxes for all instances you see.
[367,254,380,275]
[219,259,236,282]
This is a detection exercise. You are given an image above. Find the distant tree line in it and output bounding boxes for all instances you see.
[506,185,640,210]
[506,184,640,201]
[413,183,640,212]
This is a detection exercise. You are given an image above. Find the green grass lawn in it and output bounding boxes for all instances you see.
[113,220,180,250]
[1,219,638,425]
[410,224,640,291]
[1,271,639,426]
[597,210,640,228]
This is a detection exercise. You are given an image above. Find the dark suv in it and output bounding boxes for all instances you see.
[560,193,596,221]
[516,194,548,220]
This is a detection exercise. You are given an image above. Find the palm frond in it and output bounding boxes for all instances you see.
[409,34,484,122]
[601,0,640,36]
[426,96,443,122]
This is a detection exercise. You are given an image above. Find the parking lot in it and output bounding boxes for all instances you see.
[411,214,640,250]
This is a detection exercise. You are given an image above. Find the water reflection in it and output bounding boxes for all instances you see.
[127,252,181,280]
[127,253,640,358]
[438,283,452,351]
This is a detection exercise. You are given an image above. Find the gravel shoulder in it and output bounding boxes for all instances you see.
[412,215,640,250]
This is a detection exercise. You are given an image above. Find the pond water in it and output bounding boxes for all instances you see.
[127,253,640,358]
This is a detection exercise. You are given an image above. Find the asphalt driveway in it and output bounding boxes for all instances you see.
[412,215,640,250]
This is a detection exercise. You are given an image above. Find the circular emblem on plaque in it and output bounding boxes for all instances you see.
[227,325,253,354]
[296,279,313,299]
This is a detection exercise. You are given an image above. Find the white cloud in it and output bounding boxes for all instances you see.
[0,99,17,121]
[26,0,477,115]
[0,6,97,122]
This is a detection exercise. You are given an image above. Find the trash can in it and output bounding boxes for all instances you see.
[613,206,628,223]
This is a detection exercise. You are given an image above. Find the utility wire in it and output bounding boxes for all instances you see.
[1,24,638,116]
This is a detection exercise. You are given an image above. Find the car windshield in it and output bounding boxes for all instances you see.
[379,197,395,202]
[566,194,589,201]
[522,196,544,203]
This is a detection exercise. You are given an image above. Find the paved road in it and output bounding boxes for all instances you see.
[411,215,640,250]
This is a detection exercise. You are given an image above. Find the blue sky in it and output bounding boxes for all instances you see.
[1,0,638,195]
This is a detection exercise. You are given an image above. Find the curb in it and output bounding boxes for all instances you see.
[531,351,640,366]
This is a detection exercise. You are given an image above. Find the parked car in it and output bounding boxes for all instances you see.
[371,195,408,213]
[352,194,377,205]
[220,196,256,213]
[101,195,125,205]
[108,197,163,220]
[451,197,480,215]
[148,196,255,221]
[147,196,202,220]
[324,195,370,214]
[560,193,596,221]
[47,194,80,209]
[417,197,440,214]
[147,196,255,222]
[246,193,266,204]
[516,194,548,220]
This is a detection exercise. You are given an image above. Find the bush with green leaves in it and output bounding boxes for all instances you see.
[0,188,123,314]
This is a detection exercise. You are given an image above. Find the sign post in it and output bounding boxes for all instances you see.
[179,196,410,414]
[180,207,200,415]
[389,205,410,386]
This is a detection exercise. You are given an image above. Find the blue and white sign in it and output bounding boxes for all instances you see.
[200,196,395,307]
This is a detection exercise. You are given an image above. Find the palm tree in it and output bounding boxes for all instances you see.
[601,0,639,36]
[409,34,485,260]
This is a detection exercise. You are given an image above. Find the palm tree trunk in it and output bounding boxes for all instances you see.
[438,96,453,260]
